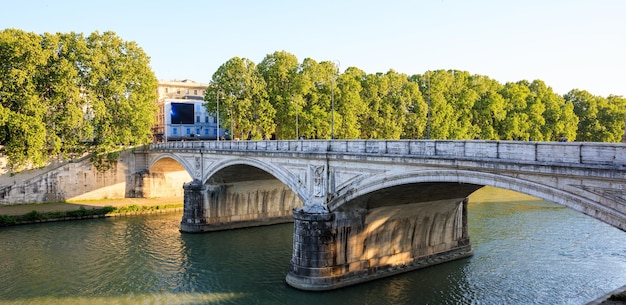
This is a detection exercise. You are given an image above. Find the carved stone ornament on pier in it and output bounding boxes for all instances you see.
[194,156,201,179]
[311,164,325,198]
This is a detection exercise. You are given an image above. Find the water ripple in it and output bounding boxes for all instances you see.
[1,197,626,304]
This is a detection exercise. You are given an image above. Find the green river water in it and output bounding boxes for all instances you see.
[1,187,625,305]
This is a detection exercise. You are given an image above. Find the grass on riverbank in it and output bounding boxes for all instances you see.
[0,203,183,226]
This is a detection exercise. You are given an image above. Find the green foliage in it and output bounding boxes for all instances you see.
[204,53,624,142]
[257,51,300,139]
[4,29,622,164]
[566,89,625,142]
[114,204,141,213]
[110,203,181,214]
[206,57,275,140]
[0,29,157,173]
[23,210,42,221]
[336,67,368,139]
[0,214,16,226]
[0,204,185,226]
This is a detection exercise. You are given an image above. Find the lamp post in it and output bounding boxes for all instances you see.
[331,60,340,140]
[622,111,626,143]
[293,95,299,140]
[216,91,221,141]
[230,94,235,140]
[422,73,431,139]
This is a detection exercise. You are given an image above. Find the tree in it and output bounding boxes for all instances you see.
[404,74,429,139]
[380,70,414,139]
[37,32,90,157]
[605,95,626,142]
[257,51,299,139]
[529,80,577,141]
[206,57,275,140]
[0,29,158,172]
[0,29,49,170]
[415,70,457,139]
[83,31,158,169]
[359,72,385,139]
[296,58,332,139]
[498,82,532,140]
[567,89,625,142]
[566,89,603,142]
[468,75,505,140]
[336,67,367,139]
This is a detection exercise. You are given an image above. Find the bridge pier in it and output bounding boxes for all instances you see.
[286,198,473,291]
[180,179,210,233]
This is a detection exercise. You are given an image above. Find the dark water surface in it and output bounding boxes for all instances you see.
[1,189,625,305]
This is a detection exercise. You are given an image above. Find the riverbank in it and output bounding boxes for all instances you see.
[0,197,183,226]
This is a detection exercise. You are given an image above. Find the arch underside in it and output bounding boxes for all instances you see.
[145,156,193,198]
[149,153,194,177]
[331,169,625,232]
[202,157,308,204]
[182,161,304,231]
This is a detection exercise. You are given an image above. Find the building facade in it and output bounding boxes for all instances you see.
[154,80,226,142]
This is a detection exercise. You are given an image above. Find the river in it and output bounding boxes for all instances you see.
[1,187,625,305]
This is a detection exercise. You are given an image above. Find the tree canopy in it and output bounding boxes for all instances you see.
[0,29,157,172]
[3,37,624,172]
[206,50,624,143]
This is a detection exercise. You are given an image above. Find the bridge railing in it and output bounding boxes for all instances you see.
[148,140,626,167]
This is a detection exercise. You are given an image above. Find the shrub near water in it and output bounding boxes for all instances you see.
[0,214,16,225]
[0,206,116,226]
[0,203,182,226]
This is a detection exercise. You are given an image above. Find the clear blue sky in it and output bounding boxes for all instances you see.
[1,0,624,97]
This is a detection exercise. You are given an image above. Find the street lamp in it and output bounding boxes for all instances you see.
[622,111,626,143]
[422,73,431,139]
[230,94,235,140]
[331,60,340,139]
[293,95,299,140]
[216,90,221,141]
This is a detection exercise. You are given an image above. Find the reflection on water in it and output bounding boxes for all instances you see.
[0,292,246,305]
[0,187,625,304]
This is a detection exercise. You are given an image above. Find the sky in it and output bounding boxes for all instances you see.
[1,0,624,97]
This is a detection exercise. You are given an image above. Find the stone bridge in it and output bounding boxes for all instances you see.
[133,140,626,290]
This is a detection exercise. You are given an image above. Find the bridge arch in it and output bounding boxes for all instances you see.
[202,157,307,204]
[180,156,305,232]
[148,153,195,177]
[329,169,616,229]
[142,153,194,198]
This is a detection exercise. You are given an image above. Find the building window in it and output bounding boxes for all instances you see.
[173,128,177,135]
[205,116,209,123]
[177,89,180,94]
[196,128,201,135]
[204,129,209,135]
[196,115,200,123]
[186,128,191,135]
[194,89,198,95]
[165,88,168,93]
[185,89,189,95]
